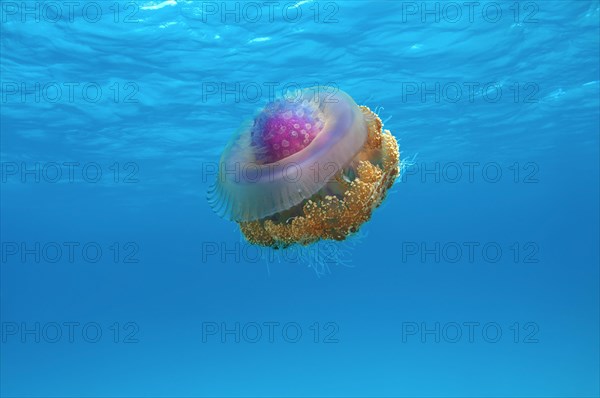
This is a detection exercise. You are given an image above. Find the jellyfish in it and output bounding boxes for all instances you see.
[208,86,400,248]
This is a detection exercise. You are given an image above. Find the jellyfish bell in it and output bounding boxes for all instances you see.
[208,86,400,248]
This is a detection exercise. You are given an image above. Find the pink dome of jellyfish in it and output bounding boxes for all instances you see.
[208,86,400,247]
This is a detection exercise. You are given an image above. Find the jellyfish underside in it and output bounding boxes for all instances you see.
[239,106,399,248]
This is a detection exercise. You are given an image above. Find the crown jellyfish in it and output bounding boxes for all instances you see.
[208,86,400,248]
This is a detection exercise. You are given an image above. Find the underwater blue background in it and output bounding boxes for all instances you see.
[1,0,599,396]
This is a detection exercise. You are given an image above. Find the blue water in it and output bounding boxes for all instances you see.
[1,1,599,397]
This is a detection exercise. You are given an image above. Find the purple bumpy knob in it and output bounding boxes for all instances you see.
[251,99,325,163]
